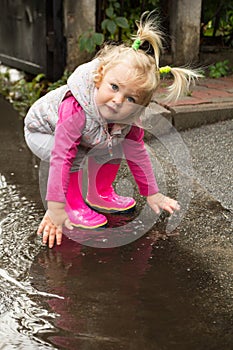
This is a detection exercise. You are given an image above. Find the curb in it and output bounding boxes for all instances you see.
[169,102,233,130]
[149,100,233,132]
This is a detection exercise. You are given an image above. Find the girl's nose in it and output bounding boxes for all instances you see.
[113,92,124,105]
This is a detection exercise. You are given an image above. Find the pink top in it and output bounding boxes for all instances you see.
[46,96,159,202]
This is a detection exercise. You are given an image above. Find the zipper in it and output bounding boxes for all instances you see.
[107,136,113,157]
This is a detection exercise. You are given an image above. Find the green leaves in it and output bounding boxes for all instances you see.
[115,17,128,28]
[101,5,129,36]
[79,30,104,53]
[0,72,48,118]
[101,19,117,35]
[209,60,231,78]
[78,1,129,53]
[0,69,73,119]
[106,6,114,18]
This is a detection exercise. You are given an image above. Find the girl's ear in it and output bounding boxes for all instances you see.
[95,65,104,88]
[95,80,101,88]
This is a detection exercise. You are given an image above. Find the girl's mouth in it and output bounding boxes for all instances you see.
[106,104,117,113]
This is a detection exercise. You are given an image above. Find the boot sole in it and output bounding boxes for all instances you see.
[86,200,136,214]
[70,220,108,229]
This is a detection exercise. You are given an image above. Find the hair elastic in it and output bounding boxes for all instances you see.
[159,66,171,74]
[132,38,141,50]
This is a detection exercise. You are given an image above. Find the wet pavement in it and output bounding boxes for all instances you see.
[0,94,233,349]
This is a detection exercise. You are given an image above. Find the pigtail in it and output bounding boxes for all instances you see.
[162,67,203,102]
[132,11,163,68]
[132,12,203,102]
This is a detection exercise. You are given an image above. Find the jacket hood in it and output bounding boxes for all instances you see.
[67,58,103,123]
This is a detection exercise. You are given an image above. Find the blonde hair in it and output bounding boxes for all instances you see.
[94,11,202,106]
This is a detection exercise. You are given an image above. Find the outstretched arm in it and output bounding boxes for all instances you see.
[39,96,85,248]
[123,126,180,215]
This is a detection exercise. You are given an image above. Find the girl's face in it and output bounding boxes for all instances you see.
[95,63,142,121]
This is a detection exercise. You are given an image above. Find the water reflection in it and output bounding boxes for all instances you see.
[32,235,156,350]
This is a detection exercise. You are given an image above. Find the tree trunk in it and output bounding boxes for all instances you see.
[169,0,202,65]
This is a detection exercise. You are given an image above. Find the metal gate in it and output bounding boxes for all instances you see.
[0,0,66,81]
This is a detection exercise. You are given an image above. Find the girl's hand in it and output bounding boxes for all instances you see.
[147,192,180,215]
[37,202,73,248]
[37,212,63,248]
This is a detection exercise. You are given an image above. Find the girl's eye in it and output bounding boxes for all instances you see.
[127,96,136,103]
[111,84,118,91]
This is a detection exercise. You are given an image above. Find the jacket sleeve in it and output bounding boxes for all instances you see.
[46,96,86,202]
[122,125,159,196]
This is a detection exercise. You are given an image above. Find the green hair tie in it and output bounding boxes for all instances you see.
[132,38,141,50]
[159,66,171,74]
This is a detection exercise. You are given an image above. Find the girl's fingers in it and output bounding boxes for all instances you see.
[167,200,180,212]
[36,211,66,248]
[37,214,53,236]
[40,223,63,248]
[42,225,50,244]
[55,226,63,246]
[37,221,45,236]
[153,204,160,214]
[48,226,56,248]
[163,204,174,214]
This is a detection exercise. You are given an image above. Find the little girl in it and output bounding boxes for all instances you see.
[24,12,200,248]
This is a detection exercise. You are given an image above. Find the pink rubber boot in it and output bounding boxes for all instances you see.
[65,171,107,228]
[86,157,136,213]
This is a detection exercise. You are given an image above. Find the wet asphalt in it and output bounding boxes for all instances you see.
[147,117,233,300]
